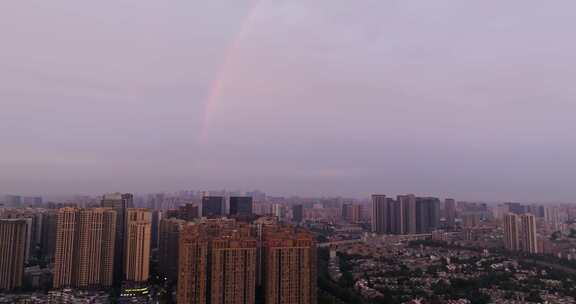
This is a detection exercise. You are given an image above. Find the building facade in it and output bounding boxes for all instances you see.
[229,196,253,216]
[124,208,151,283]
[503,213,520,251]
[53,208,117,289]
[262,226,317,304]
[101,192,133,284]
[177,220,257,304]
[0,219,27,291]
[201,196,224,218]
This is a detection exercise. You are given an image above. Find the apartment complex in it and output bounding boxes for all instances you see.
[124,208,151,283]
[0,219,27,291]
[372,194,440,235]
[53,208,117,289]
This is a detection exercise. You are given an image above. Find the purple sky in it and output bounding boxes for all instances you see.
[1,1,575,201]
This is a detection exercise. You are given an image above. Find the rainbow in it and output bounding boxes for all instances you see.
[199,0,262,143]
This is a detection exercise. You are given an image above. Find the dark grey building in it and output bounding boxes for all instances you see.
[101,192,133,285]
[201,196,224,218]
[229,196,253,216]
[292,204,304,223]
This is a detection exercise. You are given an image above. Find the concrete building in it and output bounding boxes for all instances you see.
[201,196,224,218]
[462,213,481,228]
[445,198,456,228]
[503,213,520,251]
[262,225,317,304]
[398,194,417,234]
[177,220,257,304]
[101,192,133,284]
[40,211,58,262]
[520,214,538,254]
[292,204,304,223]
[342,203,363,223]
[371,195,388,234]
[124,209,151,283]
[151,210,163,250]
[158,218,185,282]
[0,219,27,291]
[229,196,253,216]
[53,208,117,289]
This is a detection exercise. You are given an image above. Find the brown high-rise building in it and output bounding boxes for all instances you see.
[178,224,208,304]
[503,213,520,251]
[124,208,151,283]
[371,195,388,234]
[178,203,199,221]
[53,208,117,289]
[398,194,417,234]
[0,219,27,291]
[342,203,363,223]
[177,220,257,304]
[101,192,133,284]
[444,199,456,228]
[158,218,185,282]
[462,213,481,228]
[262,225,317,304]
[519,214,538,254]
[40,211,58,261]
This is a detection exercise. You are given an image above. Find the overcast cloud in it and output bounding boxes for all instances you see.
[1,0,575,201]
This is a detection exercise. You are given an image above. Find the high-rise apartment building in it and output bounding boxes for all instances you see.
[151,210,163,250]
[342,203,352,221]
[201,196,224,218]
[229,196,253,216]
[177,224,208,304]
[177,204,199,221]
[0,219,27,291]
[158,218,185,282]
[124,208,151,283]
[372,194,441,235]
[0,211,34,264]
[271,204,285,220]
[520,214,538,254]
[503,213,520,251]
[462,213,481,228]
[178,220,257,304]
[101,192,133,284]
[40,211,58,261]
[416,197,440,233]
[544,206,561,230]
[262,225,317,304]
[342,203,363,223]
[53,208,117,289]
[399,194,417,234]
[371,195,388,234]
[445,199,456,228]
[292,204,304,223]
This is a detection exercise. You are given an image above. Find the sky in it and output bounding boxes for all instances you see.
[1,0,576,202]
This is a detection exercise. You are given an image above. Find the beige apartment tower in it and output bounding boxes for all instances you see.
[124,208,151,282]
[262,226,317,304]
[178,224,209,304]
[53,208,117,289]
[520,214,538,254]
[177,220,257,304]
[0,219,27,291]
[503,213,520,251]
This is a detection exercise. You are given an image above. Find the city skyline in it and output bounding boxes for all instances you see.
[2,1,576,201]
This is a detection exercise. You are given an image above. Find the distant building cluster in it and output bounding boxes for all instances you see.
[371,194,441,235]
[0,191,317,304]
[5,189,576,303]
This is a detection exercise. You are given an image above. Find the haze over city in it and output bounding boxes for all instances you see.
[2,0,576,201]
